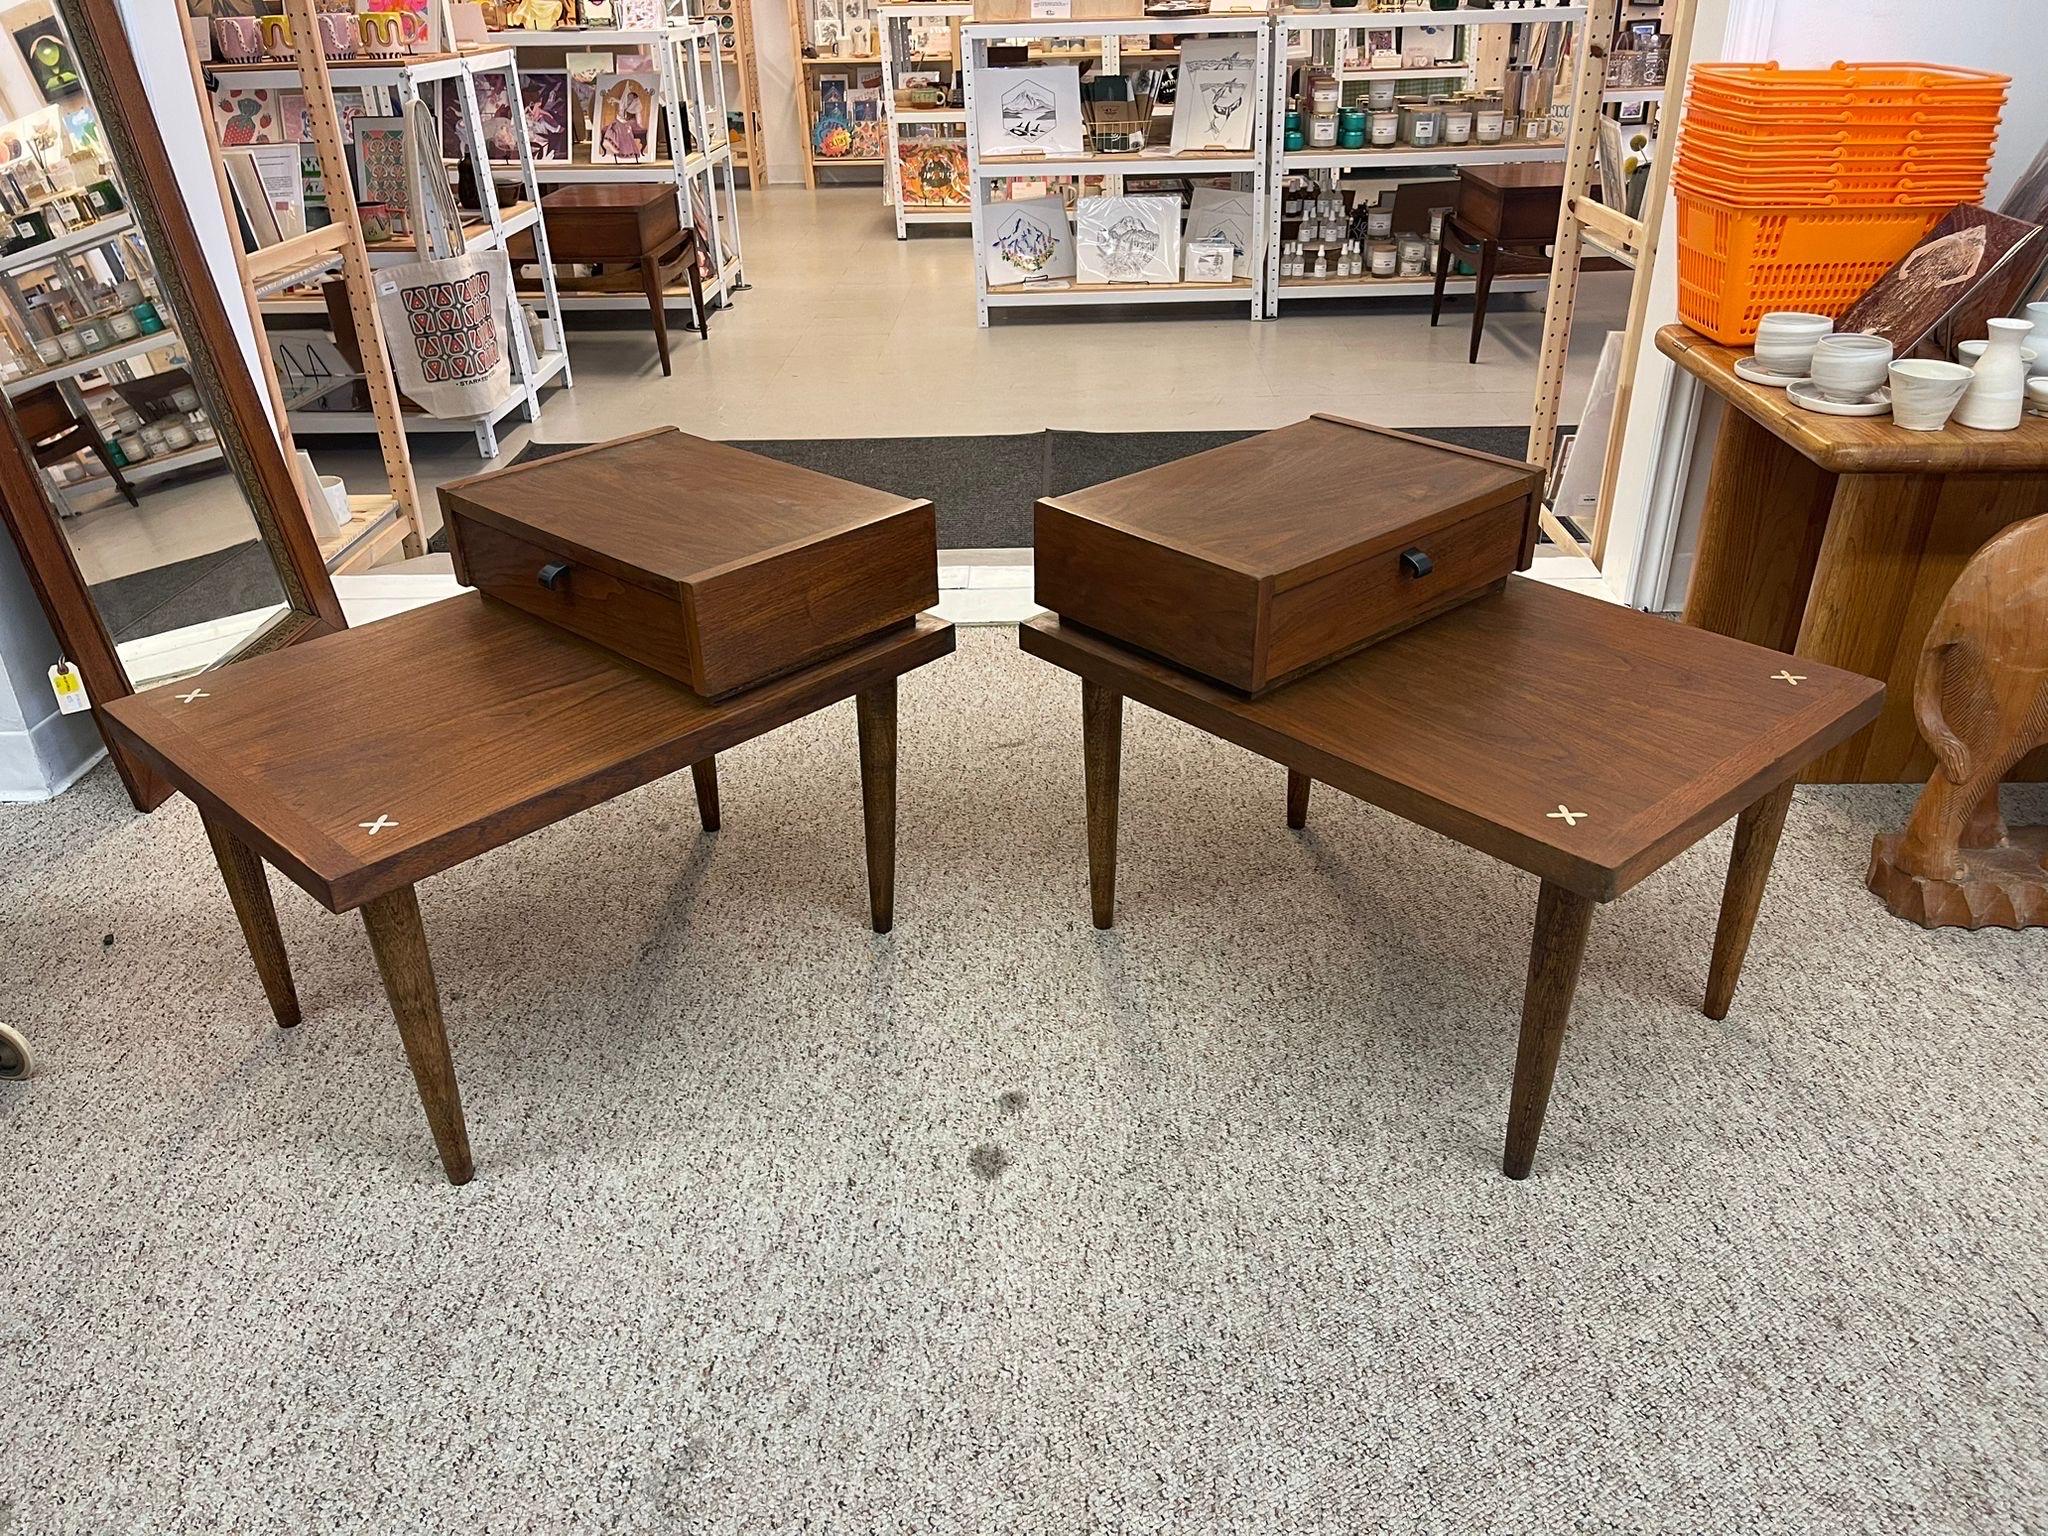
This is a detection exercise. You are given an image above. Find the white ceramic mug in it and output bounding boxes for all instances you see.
[1753,311,1833,377]
[1888,359,1973,431]
[1809,334,1894,403]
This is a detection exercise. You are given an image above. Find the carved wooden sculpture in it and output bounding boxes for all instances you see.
[1868,514,2048,929]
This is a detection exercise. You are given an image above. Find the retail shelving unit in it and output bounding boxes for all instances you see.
[680,0,766,184]
[879,3,973,238]
[477,22,747,323]
[1264,4,1586,315]
[963,15,1270,324]
[215,45,570,461]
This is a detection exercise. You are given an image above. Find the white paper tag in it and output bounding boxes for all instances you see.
[1030,0,1071,16]
[49,660,89,714]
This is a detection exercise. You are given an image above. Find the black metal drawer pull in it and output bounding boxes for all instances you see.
[1399,548,1434,579]
[537,561,572,591]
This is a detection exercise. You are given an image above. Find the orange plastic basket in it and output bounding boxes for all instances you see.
[1674,191,1942,344]
[1679,132,1995,169]
[1689,61,2010,111]
[1673,166,1987,208]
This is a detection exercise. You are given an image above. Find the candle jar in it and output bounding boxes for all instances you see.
[1309,114,1337,148]
[1366,208,1393,239]
[32,336,64,367]
[106,307,141,341]
[1369,110,1398,147]
[56,330,85,360]
[1367,79,1396,110]
[1475,106,1505,143]
[116,431,146,463]
[1443,107,1473,144]
[1398,235,1430,276]
[161,418,196,451]
[75,315,109,351]
[1369,240,1396,277]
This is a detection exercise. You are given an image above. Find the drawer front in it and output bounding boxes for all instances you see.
[449,512,697,685]
[1263,501,1526,685]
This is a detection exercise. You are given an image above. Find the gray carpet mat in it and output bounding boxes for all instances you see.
[425,425,1550,553]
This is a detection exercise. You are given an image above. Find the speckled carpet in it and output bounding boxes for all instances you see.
[0,627,2043,1534]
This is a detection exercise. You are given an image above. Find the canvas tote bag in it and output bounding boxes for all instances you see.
[374,248,516,419]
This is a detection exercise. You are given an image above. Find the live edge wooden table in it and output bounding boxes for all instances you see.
[1657,323,2048,784]
[101,594,955,1185]
[1022,577,1882,1178]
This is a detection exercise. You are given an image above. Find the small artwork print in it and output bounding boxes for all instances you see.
[898,137,967,209]
[975,66,1084,158]
[214,87,281,147]
[1170,38,1256,153]
[14,19,81,102]
[1074,194,1181,285]
[0,108,61,177]
[1836,205,2045,356]
[1184,186,1255,278]
[519,71,571,163]
[985,194,1075,286]
[578,0,618,23]
[592,73,658,164]
[469,69,524,162]
[352,116,410,208]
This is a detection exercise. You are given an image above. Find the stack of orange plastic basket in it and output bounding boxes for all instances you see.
[1674,62,2009,343]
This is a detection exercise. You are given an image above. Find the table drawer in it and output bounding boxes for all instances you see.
[446,510,695,682]
[1264,499,1529,684]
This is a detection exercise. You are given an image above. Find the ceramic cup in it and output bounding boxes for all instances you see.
[1809,333,1894,403]
[316,11,358,57]
[318,474,352,530]
[1888,359,1973,431]
[1752,310,1833,377]
[2027,375,2048,417]
[258,13,293,59]
[2024,301,2048,350]
[212,15,261,61]
[357,201,393,243]
[359,11,405,55]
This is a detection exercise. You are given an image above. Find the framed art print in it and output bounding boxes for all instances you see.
[1170,37,1257,153]
[985,194,1075,286]
[591,72,659,164]
[974,66,1084,158]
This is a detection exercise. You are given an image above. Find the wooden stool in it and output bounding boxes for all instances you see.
[516,183,708,376]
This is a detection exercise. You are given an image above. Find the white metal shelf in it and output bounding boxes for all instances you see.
[980,149,1261,179]
[288,348,568,439]
[1278,5,1586,25]
[1273,274,1548,300]
[0,214,136,277]
[1282,142,1568,171]
[2,328,183,399]
[964,15,1267,37]
[205,48,504,90]
[986,279,1255,308]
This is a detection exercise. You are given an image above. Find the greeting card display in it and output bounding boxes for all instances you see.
[984,195,1075,287]
[974,67,1084,158]
[1074,195,1181,285]
[352,116,411,209]
[519,71,571,163]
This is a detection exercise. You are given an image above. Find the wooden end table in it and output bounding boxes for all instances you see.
[102,595,954,1184]
[518,183,708,375]
[1658,323,2048,783]
[1022,577,1881,1178]
[1428,164,1620,364]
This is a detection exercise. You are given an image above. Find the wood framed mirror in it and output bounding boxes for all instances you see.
[0,0,345,810]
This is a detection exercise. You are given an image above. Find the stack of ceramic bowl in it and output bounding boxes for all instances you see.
[1795,333,1895,416]
[1673,62,2009,344]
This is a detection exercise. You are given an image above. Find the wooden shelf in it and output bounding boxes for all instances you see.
[244,224,351,291]
[315,493,404,573]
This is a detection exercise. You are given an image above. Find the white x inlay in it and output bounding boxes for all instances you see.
[1772,670,1806,687]
[1546,805,1586,827]
[358,815,398,836]
[175,688,209,704]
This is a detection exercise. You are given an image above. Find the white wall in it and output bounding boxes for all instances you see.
[1604,0,2047,609]
[752,0,807,184]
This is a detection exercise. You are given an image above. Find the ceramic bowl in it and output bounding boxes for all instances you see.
[2028,375,2048,417]
[1889,359,1973,431]
[1809,334,1893,403]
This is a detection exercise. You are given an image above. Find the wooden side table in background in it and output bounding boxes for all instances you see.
[1658,324,2048,784]
[512,183,708,377]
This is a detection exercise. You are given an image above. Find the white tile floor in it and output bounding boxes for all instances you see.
[67,185,1629,626]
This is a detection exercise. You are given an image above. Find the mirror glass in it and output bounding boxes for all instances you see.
[0,0,289,689]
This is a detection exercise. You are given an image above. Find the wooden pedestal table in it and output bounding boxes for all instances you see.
[1022,577,1882,1178]
[101,594,955,1184]
[1657,324,2048,784]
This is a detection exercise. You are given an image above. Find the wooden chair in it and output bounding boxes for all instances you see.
[14,383,138,506]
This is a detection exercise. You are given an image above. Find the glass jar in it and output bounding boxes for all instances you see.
[1366,208,1393,240]
[1369,111,1399,147]
[1475,106,1505,143]
[161,417,196,451]
[1309,114,1337,148]
[106,307,140,341]
[1443,107,1473,144]
[1369,240,1396,277]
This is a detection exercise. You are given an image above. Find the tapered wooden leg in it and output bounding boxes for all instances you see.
[691,756,720,832]
[360,886,473,1186]
[1704,779,1796,1021]
[1503,880,1595,1179]
[856,681,896,934]
[1082,680,1122,930]
[640,258,673,376]
[1286,769,1311,830]
[202,814,300,1028]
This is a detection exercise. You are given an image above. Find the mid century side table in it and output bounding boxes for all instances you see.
[1022,578,1881,1178]
[512,183,707,374]
[103,596,954,1184]
[1657,323,2048,784]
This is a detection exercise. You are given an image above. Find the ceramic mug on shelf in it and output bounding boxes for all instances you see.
[1752,310,1833,377]
[1888,359,1973,431]
[258,14,293,59]
[316,11,358,57]
[1808,333,1893,404]
[359,11,405,56]
[213,15,261,62]
[357,201,394,243]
